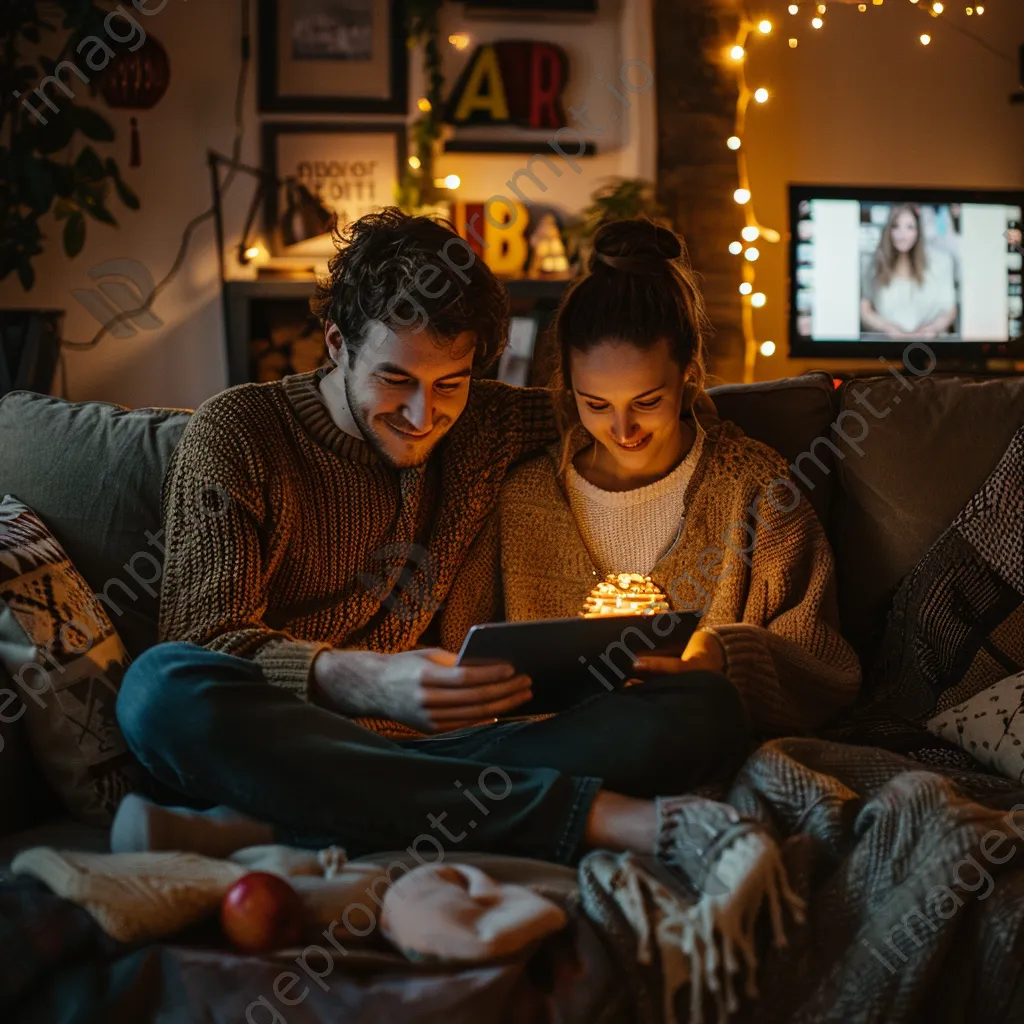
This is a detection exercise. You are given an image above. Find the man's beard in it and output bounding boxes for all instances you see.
[343,370,448,469]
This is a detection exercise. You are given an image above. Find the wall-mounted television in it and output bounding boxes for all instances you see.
[788,185,1023,361]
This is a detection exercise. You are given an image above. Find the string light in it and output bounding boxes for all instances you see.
[444,174,460,189]
[448,33,470,50]
[726,2,987,382]
[408,155,421,169]
[417,97,432,112]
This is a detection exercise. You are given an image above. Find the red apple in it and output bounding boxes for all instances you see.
[221,872,304,953]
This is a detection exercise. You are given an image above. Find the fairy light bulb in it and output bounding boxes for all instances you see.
[727,135,742,150]
[758,20,773,34]
[730,45,746,60]
[754,87,769,103]
[734,188,751,204]
[760,340,776,357]
[448,33,470,50]
[788,2,799,11]
[817,3,826,11]
[444,174,461,189]
[789,37,799,46]
[751,292,767,307]
[243,245,261,261]
[417,97,432,112]
[729,241,743,255]
[931,1,943,10]
[408,155,421,169]
[739,282,753,295]
[811,16,824,28]
[741,226,760,241]
[920,33,931,44]
[858,2,867,9]
[975,3,983,11]
[745,247,760,261]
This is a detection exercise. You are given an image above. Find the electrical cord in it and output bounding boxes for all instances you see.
[61,0,252,352]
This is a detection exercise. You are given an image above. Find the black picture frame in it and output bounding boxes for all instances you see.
[261,121,406,255]
[257,0,408,114]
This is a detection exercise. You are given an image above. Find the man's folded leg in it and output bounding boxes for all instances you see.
[404,672,752,799]
[116,642,601,864]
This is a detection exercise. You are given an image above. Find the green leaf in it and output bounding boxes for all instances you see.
[51,163,74,197]
[114,176,140,210]
[74,145,105,181]
[73,106,115,143]
[76,183,117,226]
[16,258,35,291]
[63,211,86,257]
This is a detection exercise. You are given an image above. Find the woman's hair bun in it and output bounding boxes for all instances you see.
[589,219,683,275]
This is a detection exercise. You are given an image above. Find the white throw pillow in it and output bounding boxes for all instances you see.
[927,670,1024,783]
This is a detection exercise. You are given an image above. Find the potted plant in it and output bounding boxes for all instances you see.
[0,0,140,396]
[562,177,667,274]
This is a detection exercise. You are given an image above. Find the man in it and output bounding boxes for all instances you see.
[116,208,746,864]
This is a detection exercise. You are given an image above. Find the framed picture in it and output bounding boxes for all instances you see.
[257,0,408,114]
[261,122,405,257]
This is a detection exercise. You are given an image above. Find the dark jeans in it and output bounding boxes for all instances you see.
[116,642,751,864]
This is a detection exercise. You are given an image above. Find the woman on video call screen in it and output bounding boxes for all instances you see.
[860,204,958,340]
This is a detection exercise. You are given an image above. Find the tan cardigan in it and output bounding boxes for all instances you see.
[441,403,862,733]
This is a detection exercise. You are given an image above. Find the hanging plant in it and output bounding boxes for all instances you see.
[399,0,445,213]
[0,0,140,290]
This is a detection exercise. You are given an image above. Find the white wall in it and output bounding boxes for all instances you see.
[739,0,1024,381]
[0,0,655,409]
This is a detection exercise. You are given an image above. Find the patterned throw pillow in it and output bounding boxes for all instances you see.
[927,671,1024,783]
[0,495,139,824]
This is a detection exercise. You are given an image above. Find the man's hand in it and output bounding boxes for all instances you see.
[631,629,727,678]
[312,647,533,733]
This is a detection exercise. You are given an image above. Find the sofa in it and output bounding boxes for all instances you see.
[2,368,1024,1018]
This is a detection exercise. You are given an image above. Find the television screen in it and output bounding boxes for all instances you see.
[788,185,1023,359]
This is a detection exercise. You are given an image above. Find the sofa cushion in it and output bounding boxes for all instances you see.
[832,372,1024,661]
[709,371,838,534]
[0,391,191,659]
[0,497,140,825]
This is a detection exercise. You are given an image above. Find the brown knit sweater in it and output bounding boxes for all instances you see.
[157,368,555,700]
[440,401,862,732]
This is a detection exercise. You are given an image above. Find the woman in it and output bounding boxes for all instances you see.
[860,204,957,339]
[444,218,861,736]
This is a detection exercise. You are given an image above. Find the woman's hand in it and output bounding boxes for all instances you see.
[632,629,727,677]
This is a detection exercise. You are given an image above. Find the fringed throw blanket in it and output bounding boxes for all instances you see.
[582,737,1024,1024]
[827,421,1024,773]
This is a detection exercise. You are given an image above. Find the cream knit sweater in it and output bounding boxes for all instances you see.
[441,397,862,733]
[566,434,703,576]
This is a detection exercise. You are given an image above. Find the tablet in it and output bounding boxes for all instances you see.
[456,612,700,716]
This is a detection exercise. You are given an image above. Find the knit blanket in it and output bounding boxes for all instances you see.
[583,737,1024,1024]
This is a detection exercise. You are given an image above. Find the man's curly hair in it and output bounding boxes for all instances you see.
[310,207,509,374]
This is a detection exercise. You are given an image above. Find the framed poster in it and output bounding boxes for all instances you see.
[261,122,405,257]
[257,0,408,113]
